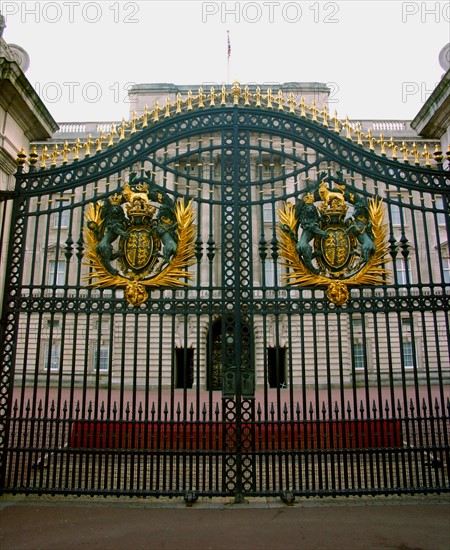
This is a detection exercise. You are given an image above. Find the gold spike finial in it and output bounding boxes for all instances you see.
[400,141,409,163]
[153,100,160,121]
[276,89,285,111]
[388,137,398,160]
[96,131,105,153]
[61,141,70,163]
[411,142,420,165]
[231,81,241,105]
[344,117,352,140]
[299,97,306,118]
[118,119,128,141]
[254,86,262,107]
[321,104,329,127]
[332,110,340,133]
[198,87,206,108]
[84,134,94,157]
[243,85,251,106]
[220,85,227,106]
[72,138,82,160]
[40,145,49,168]
[378,133,386,156]
[367,129,376,151]
[164,97,171,118]
[175,93,182,114]
[287,93,296,113]
[310,101,318,122]
[142,105,150,128]
[354,122,363,145]
[185,91,194,111]
[50,144,59,166]
[265,88,274,109]
[208,86,217,107]
[130,112,138,134]
[422,144,432,167]
[107,124,117,147]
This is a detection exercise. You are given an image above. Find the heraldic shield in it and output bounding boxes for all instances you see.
[278,172,390,306]
[83,173,196,306]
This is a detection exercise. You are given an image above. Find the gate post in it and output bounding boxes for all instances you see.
[220,106,255,502]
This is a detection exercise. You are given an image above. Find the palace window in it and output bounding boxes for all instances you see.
[435,197,446,226]
[44,341,60,371]
[267,347,286,388]
[93,344,110,372]
[263,196,274,224]
[395,258,411,285]
[443,258,450,284]
[175,348,194,389]
[402,340,415,369]
[352,318,365,370]
[48,260,66,286]
[353,342,365,370]
[53,209,69,229]
[391,204,404,227]
[401,317,415,369]
[263,258,279,287]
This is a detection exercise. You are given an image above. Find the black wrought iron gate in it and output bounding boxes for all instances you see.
[1,85,449,500]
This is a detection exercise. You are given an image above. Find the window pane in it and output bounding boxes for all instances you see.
[391,204,403,226]
[436,197,446,226]
[263,198,273,223]
[264,259,275,286]
[353,342,365,370]
[44,342,60,371]
[402,340,414,368]
[443,259,450,284]
[93,345,110,372]
[48,260,66,286]
[54,210,69,228]
[395,259,410,285]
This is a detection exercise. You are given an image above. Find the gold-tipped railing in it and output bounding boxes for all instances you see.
[16,82,449,171]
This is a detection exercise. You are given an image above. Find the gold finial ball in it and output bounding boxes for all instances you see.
[29,147,39,165]
[17,147,27,166]
[231,80,241,96]
[434,144,443,163]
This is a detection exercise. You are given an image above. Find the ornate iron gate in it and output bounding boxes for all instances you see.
[1,84,449,500]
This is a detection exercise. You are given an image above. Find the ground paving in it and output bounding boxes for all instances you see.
[1,494,449,549]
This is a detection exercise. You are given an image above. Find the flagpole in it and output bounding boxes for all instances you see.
[227,30,231,85]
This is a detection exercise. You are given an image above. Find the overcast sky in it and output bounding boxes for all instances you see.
[2,0,449,122]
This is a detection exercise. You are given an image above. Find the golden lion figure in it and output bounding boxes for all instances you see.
[318,181,346,210]
[122,182,150,208]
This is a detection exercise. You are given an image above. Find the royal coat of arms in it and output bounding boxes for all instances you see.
[278,174,390,306]
[83,174,196,306]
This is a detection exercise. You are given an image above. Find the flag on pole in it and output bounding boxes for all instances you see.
[227,30,231,58]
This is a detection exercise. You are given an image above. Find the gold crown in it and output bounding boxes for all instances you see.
[126,199,155,218]
[109,193,122,205]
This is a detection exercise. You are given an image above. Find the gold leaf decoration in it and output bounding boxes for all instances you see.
[277,197,390,305]
[83,198,196,306]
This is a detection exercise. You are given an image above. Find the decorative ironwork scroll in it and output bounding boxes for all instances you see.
[278,173,390,306]
[83,174,196,306]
